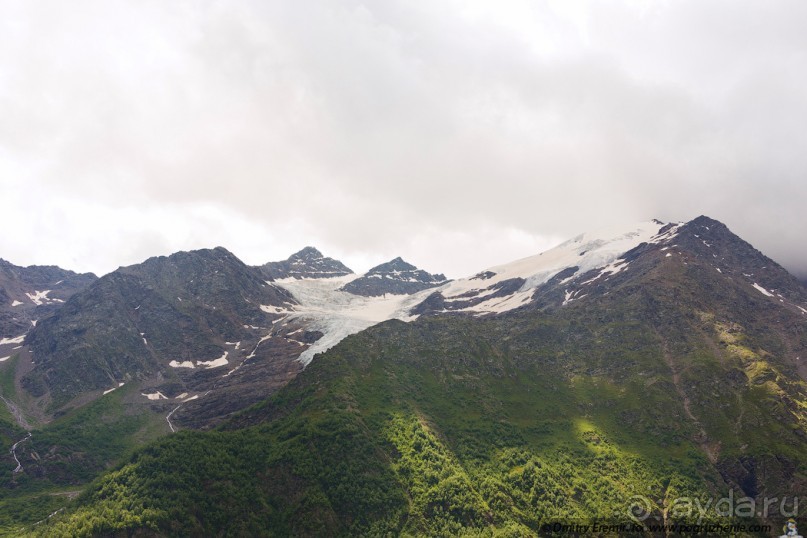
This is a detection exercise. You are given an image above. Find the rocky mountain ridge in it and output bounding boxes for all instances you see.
[19,247,301,421]
[259,246,353,280]
[5,217,807,428]
[413,216,807,322]
[0,259,96,340]
[340,256,448,297]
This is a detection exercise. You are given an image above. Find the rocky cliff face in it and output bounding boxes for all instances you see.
[21,247,299,414]
[259,247,353,280]
[340,257,447,296]
[0,259,96,339]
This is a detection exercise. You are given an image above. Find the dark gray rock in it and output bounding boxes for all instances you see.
[470,271,496,281]
[259,247,353,280]
[0,258,96,338]
[22,247,297,410]
[411,277,527,316]
[340,257,447,297]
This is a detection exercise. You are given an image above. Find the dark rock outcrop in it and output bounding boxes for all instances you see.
[259,247,353,280]
[341,257,447,297]
[22,247,297,410]
[0,258,96,338]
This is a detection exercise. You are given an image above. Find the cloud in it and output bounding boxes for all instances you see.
[1,0,806,278]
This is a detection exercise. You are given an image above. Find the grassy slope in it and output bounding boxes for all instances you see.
[0,355,26,457]
[0,379,166,536]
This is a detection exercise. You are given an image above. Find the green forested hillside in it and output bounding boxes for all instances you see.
[0,379,165,536]
[25,269,806,537]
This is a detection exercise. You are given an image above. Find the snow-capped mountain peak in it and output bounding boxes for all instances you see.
[450,221,668,295]
[415,220,678,316]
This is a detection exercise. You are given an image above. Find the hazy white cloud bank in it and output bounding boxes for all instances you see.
[1,0,806,277]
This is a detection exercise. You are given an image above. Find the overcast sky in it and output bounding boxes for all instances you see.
[2,0,806,279]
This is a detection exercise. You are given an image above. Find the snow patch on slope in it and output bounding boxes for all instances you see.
[103,382,125,395]
[197,351,229,369]
[26,290,51,305]
[457,289,534,315]
[25,290,62,305]
[0,335,26,346]
[752,283,775,297]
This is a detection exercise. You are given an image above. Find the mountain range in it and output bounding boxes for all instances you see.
[0,216,805,535]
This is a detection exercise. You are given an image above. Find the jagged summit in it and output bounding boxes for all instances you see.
[260,247,353,281]
[296,246,325,258]
[369,257,418,273]
[340,257,448,297]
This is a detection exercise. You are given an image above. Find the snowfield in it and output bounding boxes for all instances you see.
[435,220,675,315]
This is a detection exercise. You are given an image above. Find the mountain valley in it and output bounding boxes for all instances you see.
[0,216,805,536]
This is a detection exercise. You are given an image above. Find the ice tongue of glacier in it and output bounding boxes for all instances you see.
[276,221,674,364]
[276,275,437,366]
